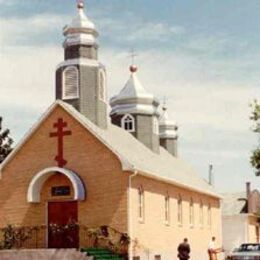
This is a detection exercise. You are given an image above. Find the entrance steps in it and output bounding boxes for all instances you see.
[0,249,91,260]
[81,248,124,260]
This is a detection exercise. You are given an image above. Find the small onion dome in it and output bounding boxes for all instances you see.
[110,66,160,116]
[159,105,178,139]
[63,2,98,48]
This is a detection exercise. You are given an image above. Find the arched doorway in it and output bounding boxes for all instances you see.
[27,167,86,248]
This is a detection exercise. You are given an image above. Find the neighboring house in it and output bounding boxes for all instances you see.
[222,183,260,256]
[0,2,222,260]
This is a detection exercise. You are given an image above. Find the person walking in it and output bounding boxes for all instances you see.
[177,238,190,260]
[208,236,223,260]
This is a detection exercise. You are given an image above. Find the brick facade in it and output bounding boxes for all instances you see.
[0,105,222,259]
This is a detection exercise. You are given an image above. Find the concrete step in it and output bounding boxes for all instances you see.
[0,249,92,260]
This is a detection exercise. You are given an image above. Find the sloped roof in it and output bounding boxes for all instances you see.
[0,101,221,198]
[221,192,247,216]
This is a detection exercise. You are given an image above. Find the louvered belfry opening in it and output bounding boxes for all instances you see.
[63,66,79,100]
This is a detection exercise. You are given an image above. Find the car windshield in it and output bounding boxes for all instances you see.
[237,244,260,252]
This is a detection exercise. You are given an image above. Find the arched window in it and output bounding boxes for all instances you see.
[165,193,170,225]
[99,70,106,102]
[138,186,144,222]
[177,195,182,225]
[63,66,79,99]
[199,200,204,227]
[207,203,211,227]
[189,198,194,227]
[121,114,135,132]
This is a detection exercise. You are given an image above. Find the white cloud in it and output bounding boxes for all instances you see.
[0,10,259,192]
[124,22,185,42]
[0,14,69,45]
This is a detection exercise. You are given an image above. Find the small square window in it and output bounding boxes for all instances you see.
[155,255,161,260]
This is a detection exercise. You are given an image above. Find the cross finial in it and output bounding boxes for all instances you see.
[129,48,138,73]
[129,48,138,65]
[162,96,167,111]
[77,0,84,9]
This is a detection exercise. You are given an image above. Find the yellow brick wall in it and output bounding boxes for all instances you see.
[130,175,222,259]
[0,106,129,244]
[0,104,222,258]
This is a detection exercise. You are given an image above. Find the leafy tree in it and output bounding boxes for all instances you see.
[250,100,260,176]
[0,117,13,163]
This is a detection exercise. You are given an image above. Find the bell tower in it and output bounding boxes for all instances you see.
[56,1,107,129]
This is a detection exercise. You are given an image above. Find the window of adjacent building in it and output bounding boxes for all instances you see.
[154,255,161,260]
[138,186,144,222]
[207,203,211,227]
[199,200,204,227]
[189,198,194,227]
[99,70,106,102]
[121,114,135,132]
[133,257,140,260]
[153,117,159,135]
[63,66,79,99]
[165,194,170,225]
[177,195,183,225]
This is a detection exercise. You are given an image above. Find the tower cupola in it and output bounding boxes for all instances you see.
[110,65,160,153]
[159,104,178,156]
[55,1,107,129]
[63,1,98,53]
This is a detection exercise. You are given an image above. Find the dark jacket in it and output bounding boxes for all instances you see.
[177,242,191,260]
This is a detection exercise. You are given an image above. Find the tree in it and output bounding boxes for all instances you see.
[0,117,13,163]
[250,100,260,176]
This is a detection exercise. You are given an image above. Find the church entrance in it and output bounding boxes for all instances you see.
[48,201,79,248]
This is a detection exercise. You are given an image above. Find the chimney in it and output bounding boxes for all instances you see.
[208,164,214,186]
[246,182,252,213]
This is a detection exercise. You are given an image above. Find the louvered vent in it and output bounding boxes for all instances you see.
[63,66,79,99]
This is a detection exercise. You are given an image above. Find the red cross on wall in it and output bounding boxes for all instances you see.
[50,118,72,168]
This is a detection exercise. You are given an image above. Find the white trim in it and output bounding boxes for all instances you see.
[99,69,107,102]
[0,100,221,199]
[0,101,134,178]
[128,170,138,260]
[121,114,135,133]
[27,166,85,203]
[57,58,104,70]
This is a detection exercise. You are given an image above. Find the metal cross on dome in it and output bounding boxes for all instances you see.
[129,48,138,66]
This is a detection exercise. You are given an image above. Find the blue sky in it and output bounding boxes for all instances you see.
[0,0,259,192]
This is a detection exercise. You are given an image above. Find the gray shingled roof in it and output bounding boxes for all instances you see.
[0,101,221,198]
[60,102,220,198]
[221,192,247,216]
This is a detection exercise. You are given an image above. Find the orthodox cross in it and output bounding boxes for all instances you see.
[50,118,72,168]
[129,48,138,65]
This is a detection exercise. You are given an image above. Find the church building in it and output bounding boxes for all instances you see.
[0,2,222,259]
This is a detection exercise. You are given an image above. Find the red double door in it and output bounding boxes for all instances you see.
[48,201,79,248]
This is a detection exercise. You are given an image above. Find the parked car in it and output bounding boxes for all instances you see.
[227,243,260,260]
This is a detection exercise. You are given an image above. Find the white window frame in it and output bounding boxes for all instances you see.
[62,66,79,100]
[138,186,145,222]
[199,200,204,228]
[177,195,183,226]
[165,194,170,225]
[121,114,135,132]
[207,203,212,227]
[189,198,194,227]
[99,70,106,102]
